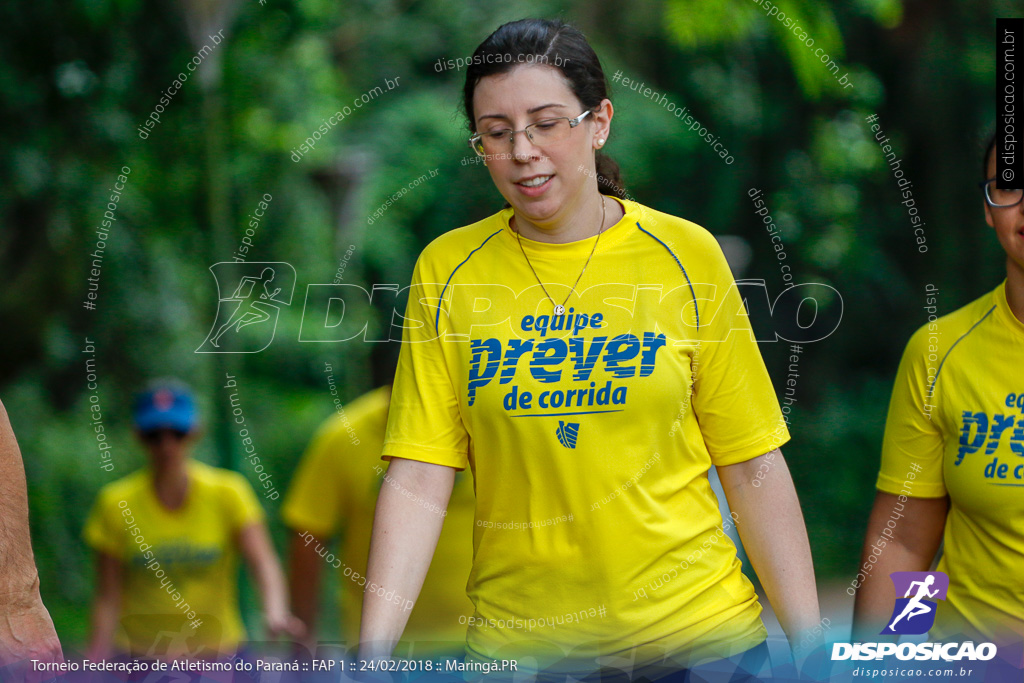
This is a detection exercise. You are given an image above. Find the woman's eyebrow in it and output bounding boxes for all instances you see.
[477,103,567,123]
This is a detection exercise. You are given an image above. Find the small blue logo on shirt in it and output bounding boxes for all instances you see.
[556,421,580,448]
[882,571,949,635]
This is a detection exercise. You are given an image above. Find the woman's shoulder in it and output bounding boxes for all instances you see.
[627,200,722,251]
[625,200,729,276]
[903,284,1003,361]
[95,468,150,503]
[413,210,509,278]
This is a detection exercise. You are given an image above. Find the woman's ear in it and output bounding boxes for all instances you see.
[592,98,613,149]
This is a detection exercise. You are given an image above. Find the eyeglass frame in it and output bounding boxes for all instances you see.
[978,178,1024,208]
[469,110,591,157]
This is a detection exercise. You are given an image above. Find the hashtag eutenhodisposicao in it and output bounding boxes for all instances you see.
[612,70,734,165]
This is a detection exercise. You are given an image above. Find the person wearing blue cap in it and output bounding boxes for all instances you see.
[83,380,303,659]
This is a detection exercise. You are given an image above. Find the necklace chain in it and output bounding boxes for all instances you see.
[513,197,607,315]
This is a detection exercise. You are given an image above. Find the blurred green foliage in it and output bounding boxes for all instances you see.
[0,0,1017,650]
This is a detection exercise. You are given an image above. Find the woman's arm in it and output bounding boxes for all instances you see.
[86,552,122,660]
[359,458,455,660]
[851,492,947,641]
[238,523,305,640]
[287,530,325,649]
[718,448,820,656]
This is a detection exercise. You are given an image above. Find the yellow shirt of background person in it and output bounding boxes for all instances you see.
[878,281,1024,643]
[382,197,791,668]
[281,385,476,652]
[83,460,264,656]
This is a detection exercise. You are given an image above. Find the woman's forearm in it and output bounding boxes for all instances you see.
[288,531,324,645]
[86,553,122,660]
[359,458,454,659]
[240,524,289,612]
[851,492,947,641]
[237,523,302,640]
[87,598,120,659]
[719,450,820,652]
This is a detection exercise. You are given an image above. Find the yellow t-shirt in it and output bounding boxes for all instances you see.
[280,385,475,652]
[382,197,790,672]
[83,460,264,657]
[878,280,1024,645]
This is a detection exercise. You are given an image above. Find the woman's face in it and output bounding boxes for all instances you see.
[984,148,1024,272]
[471,64,611,226]
[139,428,193,467]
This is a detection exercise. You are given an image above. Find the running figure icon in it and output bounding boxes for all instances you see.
[209,267,281,348]
[889,574,939,631]
[197,261,296,354]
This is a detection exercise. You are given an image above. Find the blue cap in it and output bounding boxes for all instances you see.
[134,384,197,433]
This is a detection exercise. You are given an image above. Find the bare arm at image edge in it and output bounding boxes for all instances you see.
[358,458,455,660]
[719,449,821,658]
[0,398,63,667]
[851,491,947,641]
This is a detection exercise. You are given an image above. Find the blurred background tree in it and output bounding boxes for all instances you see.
[0,0,1014,648]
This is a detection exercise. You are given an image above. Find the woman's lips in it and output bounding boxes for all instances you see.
[514,174,554,197]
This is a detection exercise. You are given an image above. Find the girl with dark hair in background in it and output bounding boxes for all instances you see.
[360,18,820,679]
[854,136,1024,663]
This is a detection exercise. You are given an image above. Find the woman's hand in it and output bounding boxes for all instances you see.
[263,607,306,641]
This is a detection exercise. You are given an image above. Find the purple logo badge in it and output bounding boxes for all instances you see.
[882,571,949,635]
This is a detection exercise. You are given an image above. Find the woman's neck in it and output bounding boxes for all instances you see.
[152,459,190,510]
[512,192,623,244]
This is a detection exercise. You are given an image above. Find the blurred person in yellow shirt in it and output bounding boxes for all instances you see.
[84,380,303,658]
[283,371,476,657]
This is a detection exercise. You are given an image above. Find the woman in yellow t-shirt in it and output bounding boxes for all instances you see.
[83,380,303,658]
[854,135,1024,658]
[359,18,819,679]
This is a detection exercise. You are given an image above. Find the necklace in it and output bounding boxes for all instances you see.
[513,196,607,316]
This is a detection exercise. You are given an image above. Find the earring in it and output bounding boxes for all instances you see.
[597,138,605,147]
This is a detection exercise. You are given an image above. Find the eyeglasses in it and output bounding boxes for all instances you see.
[141,428,189,444]
[978,179,1024,208]
[469,110,590,157]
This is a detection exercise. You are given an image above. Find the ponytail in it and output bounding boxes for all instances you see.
[595,153,626,198]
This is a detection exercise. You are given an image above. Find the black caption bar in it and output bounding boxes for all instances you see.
[997,18,1022,189]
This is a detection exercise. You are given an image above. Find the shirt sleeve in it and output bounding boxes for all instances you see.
[381,251,471,469]
[222,471,266,531]
[281,421,347,538]
[82,488,123,558]
[690,238,790,466]
[877,325,946,497]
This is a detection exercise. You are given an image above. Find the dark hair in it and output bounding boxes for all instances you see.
[462,18,626,199]
[983,132,996,180]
